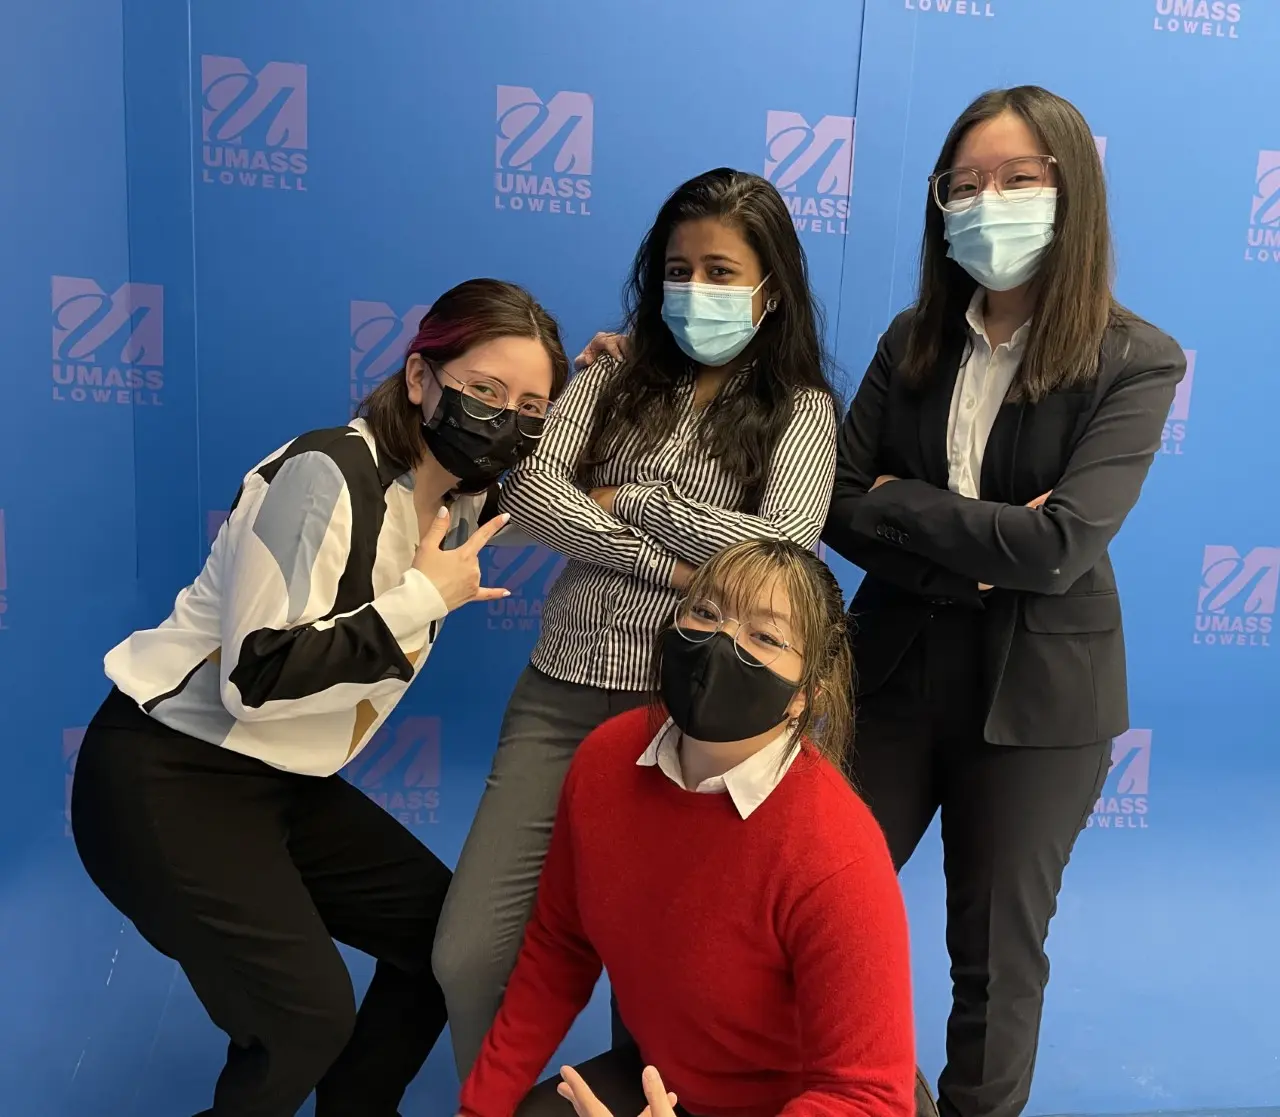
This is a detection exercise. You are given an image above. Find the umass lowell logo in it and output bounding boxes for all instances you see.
[201,56,308,191]
[904,0,996,16]
[494,85,592,217]
[1245,150,1280,264]
[345,716,442,829]
[1152,1,1242,38]
[1161,349,1196,457]
[50,277,164,406]
[349,301,430,406]
[764,111,853,237]
[1088,729,1151,830]
[1193,545,1277,648]
[485,544,567,634]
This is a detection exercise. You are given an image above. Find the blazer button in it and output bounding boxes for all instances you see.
[900,532,910,544]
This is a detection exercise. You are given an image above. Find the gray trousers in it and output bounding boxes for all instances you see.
[432,665,647,1079]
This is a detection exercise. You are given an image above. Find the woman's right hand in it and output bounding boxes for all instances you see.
[556,1064,678,1117]
[576,332,629,369]
[412,507,512,611]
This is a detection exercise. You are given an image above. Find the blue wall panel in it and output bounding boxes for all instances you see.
[0,0,1276,1113]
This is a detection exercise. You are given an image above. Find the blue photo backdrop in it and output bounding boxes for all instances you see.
[0,1,1276,1114]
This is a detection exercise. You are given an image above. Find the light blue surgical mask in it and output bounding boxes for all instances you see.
[943,188,1057,292]
[661,275,774,367]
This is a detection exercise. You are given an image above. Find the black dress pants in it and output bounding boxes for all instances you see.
[851,607,1110,1117]
[70,688,451,1117]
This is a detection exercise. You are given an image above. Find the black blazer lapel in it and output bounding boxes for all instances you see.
[917,338,965,489]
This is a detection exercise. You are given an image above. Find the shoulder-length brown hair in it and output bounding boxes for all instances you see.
[647,539,853,772]
[355,278,570,474]
[904,85,1130,402]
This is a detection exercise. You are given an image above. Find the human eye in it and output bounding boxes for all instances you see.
[754,630,786,650]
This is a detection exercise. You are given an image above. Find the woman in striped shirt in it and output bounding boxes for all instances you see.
[433,167,841,1077]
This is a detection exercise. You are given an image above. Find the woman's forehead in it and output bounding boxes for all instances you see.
[706,568,793,621]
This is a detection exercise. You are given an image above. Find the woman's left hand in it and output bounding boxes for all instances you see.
[871,474,900,490]
[556,1064,678,1117]
[589,487,619,515]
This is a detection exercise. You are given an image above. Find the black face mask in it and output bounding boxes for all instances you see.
[659,628,798,743]
[421,386,539,493]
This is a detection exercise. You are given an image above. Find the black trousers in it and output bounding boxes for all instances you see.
[851,607,1110,1117]
[516,1046,696,1116]
[70,688,451,1117]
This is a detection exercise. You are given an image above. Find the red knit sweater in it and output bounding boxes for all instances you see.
[460,708,915,1117]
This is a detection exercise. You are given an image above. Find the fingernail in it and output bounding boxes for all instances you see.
[501,589,511,597]
[501,512,511,522]
[436,506,448,519]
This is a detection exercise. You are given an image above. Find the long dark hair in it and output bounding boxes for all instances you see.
[904,86,1128,401]
[576,168,835,511]
[356,278,570,474]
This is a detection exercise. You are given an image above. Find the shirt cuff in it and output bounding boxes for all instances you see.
[372,567,450,647]
[632,535,677,588]
[613,481,661,531]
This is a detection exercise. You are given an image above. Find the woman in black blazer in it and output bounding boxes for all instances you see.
[822,86,1185,1117]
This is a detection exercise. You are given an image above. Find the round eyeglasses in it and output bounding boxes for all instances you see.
[671,597,795,670]
[930,155,1057,213]
[435,364,551,438]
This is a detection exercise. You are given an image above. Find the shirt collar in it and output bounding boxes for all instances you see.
[964,288,1031,354]
[349,417,411,490]
[636,717,798,819]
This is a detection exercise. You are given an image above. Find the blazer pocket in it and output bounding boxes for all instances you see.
[1022,590,1120,634]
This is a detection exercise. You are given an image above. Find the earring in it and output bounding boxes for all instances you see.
[765,297,779,313]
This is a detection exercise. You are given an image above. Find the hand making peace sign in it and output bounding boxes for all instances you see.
[411,506,512,611]
[555,1064,679,1117]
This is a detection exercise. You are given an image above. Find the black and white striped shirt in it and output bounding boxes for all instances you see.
[499,357,839,691]
[104,419,491,776]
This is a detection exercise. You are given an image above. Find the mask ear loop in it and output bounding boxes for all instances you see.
[753,273,779,329]
[418,358,450,433]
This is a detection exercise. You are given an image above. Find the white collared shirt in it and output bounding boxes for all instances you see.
[945,290,1030,499]
[636,718,798,819]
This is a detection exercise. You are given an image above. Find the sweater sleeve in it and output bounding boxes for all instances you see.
[216,450,447,722]
[611,388,838,565]
[779,852,916,1117]
[459,760,603,1116]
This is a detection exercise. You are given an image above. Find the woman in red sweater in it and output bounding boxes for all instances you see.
[457,539,917,1117]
